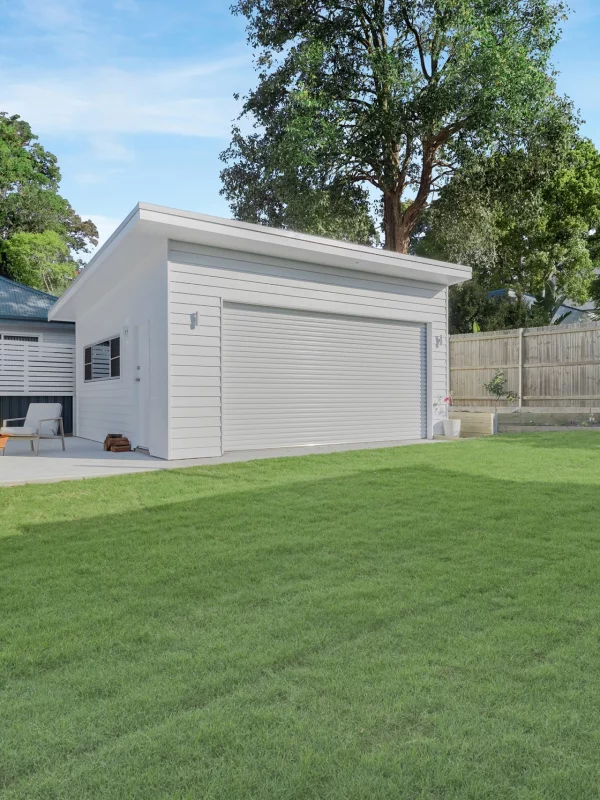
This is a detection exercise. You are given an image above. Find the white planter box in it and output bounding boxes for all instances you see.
[449,411,497,437]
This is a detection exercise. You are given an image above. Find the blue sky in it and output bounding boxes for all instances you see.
[1,0,599,259]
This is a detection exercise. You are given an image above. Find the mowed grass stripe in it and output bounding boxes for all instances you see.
[1,432,600,797]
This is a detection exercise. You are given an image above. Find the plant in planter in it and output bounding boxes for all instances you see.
[483,370,519,413]
[439,393,461,438]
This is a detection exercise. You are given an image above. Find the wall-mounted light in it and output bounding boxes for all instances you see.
[435,335,446,349]
[190,312,198,330]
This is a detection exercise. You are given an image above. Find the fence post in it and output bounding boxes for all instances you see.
[517,328,524,409]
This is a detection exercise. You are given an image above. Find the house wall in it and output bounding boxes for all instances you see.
[73,238,169,457]
[0,319,75,391]
[167,241,450,460]
[0,321,76,433]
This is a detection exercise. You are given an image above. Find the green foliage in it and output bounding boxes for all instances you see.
[0,231,75,295]
[483,369,519,406]
[0,113,97,293]
[448,278,545,335]
[222,0,566,251]
[588,271,600,320]
[531,280,572,325]
[221,128,377,244]
[416,111,600,309]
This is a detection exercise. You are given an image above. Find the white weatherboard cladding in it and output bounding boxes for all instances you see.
[73,237,169,458]
[222,304,426,450]
[168,241,449,459]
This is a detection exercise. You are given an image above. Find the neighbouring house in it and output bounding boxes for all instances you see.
[0,276,75,432]
[48,203,471,459]
[488,288,595,325]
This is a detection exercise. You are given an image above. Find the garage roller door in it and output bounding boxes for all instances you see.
[222,303,427,451]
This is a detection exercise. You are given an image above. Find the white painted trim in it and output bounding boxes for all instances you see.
[427,322,434,440]
[166,262,173,460]
[219,296,224,456]
[446,287,450,413]
[210,290,441,326]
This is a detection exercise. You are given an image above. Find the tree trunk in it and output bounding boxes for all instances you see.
[383,190,410,253]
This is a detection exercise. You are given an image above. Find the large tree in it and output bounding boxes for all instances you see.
[0,113,98,294]
[221,0,567,252]
[415,116,600,304]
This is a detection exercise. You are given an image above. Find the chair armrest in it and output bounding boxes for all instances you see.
[38,417,62,427]
[37,417,63,434]
[2,417,26,426]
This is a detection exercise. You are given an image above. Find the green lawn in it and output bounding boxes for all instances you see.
[2,433,600,798]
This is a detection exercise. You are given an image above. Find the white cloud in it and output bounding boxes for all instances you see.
[13,0,94,57]
[21,0,84,30]
[89,135,134,162]
[0,54,250,141]
[73,172,109,185]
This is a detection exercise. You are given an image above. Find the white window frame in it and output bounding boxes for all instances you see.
[84,335,121,383]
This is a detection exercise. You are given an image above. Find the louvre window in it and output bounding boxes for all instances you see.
[84,337,120,381]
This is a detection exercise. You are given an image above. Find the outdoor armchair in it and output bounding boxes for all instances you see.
[1,403,65,455]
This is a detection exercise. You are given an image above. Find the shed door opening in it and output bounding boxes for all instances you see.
[222,303,427,451]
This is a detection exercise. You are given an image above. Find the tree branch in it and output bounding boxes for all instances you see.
[397,136,414,194]
[401,9,431,81]
[432,119,468,146]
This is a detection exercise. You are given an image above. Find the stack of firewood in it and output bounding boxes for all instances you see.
[104,433,131,453]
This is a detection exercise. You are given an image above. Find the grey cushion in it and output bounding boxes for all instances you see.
[1,426,38,436]
[24,403,62,435]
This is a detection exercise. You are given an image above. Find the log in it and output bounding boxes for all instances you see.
[104,433,123,451]
[107,438,130,448]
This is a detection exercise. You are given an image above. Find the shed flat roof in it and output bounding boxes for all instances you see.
[50,203,471,321]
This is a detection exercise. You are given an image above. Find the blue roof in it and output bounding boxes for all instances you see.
[0,276,59,321]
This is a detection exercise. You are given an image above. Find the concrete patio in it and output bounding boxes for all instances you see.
[0,436,440,487]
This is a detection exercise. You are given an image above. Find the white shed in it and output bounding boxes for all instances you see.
[49,203,471,460]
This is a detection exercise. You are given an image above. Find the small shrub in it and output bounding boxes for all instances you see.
[483,370,519,411]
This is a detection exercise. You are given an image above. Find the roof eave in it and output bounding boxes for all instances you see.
[0,315,74,325]
[49,202,471,321]
[49,205,142,321]
[139,204,471,287]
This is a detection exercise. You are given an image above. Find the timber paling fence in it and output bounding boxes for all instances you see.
[450,321,600,409]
